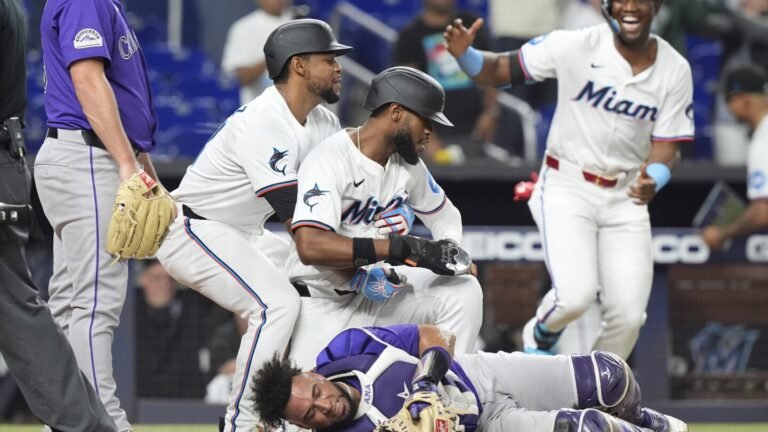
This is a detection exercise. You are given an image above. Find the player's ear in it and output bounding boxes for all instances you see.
[291,55,307,78]
[390,103,404,123]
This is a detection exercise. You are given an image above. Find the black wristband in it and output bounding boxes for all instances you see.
[353,237,377,267]
[388,235,411,262]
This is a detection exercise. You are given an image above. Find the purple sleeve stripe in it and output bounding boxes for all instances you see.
[255,179,298,197]
[413,195,447,215]
[517,50,533,81]
[291,220,336,233]
[651,135,695,142]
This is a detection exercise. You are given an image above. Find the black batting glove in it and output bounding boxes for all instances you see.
[388,234,471,276]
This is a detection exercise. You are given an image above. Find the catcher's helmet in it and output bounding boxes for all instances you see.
[600,0,664,34]
[264,18,353,79]
[364,66,453,127]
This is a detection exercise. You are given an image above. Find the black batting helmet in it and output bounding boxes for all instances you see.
[601,0,664,34]
[264,19,353,79]
[364,66,453,127]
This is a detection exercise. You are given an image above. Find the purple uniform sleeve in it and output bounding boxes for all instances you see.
[315,325,420,368]
[56,0,115,67]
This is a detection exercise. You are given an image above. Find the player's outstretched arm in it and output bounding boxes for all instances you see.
[293,226,389,268]
[702,200,768,250]
[443,18,524,87]
[293,226,471,275]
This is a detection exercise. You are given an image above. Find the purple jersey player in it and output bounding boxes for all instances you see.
[252,324,688,432]
[36,1,162,430]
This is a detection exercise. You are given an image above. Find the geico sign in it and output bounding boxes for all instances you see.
[463,231,544,261]
[651,234,709,264]
[746,235,768,262]
[462,231,710,264]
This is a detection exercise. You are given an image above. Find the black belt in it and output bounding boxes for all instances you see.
[47,127,107,150]
[182,204,207,220]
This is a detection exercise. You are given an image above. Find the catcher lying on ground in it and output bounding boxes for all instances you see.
[251,325,688,432]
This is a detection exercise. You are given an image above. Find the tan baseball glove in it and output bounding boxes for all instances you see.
[375,392,459,432]
[106,171,175,260]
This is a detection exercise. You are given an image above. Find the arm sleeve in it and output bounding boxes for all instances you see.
[235,114,300,198]
[517,29,573,82]
[56,0,115,67]
[290,148,343,233]
[406,161,463,243]
[651,64,695,142]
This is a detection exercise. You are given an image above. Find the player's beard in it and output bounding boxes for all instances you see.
[330,382,358,427]
[393,126,420,165]
[311,79,340,104]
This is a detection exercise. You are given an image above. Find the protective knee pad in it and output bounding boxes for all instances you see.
[553,408,648,432]
[571,351,642,420]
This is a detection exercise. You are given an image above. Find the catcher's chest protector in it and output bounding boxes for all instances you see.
[315,347,479,431]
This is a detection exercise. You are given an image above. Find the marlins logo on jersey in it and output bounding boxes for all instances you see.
[269,147,289,175]
[303,183,328,212]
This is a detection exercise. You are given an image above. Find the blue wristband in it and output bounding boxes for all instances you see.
[645,163,671,192]
[457,46,484,77]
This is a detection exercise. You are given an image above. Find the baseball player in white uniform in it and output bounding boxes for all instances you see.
[701,65,768,250]
[287,67,483,370]
[155,19,351,432]
[445,0,694,359]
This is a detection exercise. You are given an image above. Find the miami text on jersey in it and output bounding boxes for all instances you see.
[342,196,406,225]
[573,80,659,121]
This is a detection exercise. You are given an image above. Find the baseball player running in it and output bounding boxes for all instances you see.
[252,324,688,431]
[287,66,482,370]
[36,0,164,429]
[155,19,351,432]
[444,0,694,358]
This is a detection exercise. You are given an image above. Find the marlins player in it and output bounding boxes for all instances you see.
[252,324,688,431]
[155,19,351,432]
[286,67,482,370]
[444,0,694,358]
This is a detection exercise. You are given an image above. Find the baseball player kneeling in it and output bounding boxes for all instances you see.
[287,67,482,369]
[252,324,688,432]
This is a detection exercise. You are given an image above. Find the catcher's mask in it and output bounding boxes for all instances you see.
[264,18,353,79]
[600,0,664,34]
[364,66,453,127]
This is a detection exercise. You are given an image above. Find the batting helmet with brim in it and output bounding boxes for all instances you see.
[364,66,453,127]
[264,19,353,79]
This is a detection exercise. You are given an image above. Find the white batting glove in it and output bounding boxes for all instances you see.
[374,203,415,236]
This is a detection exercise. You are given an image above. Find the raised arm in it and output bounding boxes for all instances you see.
[443,18,526,87]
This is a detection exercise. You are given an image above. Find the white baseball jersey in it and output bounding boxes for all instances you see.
[157,86,340,431]
[747,115,768,200]
[173,86,340,234]
[287,129,458,295]
[519,24,695,174]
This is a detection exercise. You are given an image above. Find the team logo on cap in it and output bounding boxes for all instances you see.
[74,29,103,49]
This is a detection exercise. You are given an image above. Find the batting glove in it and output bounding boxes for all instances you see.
[374,203,415,235]
[349,266,407,302]
[513,171,539,202]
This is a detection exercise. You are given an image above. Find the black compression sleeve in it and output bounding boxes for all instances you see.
[262,185,298,222]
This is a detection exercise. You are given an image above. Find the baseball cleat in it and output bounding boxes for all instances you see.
[522,317,556,355]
